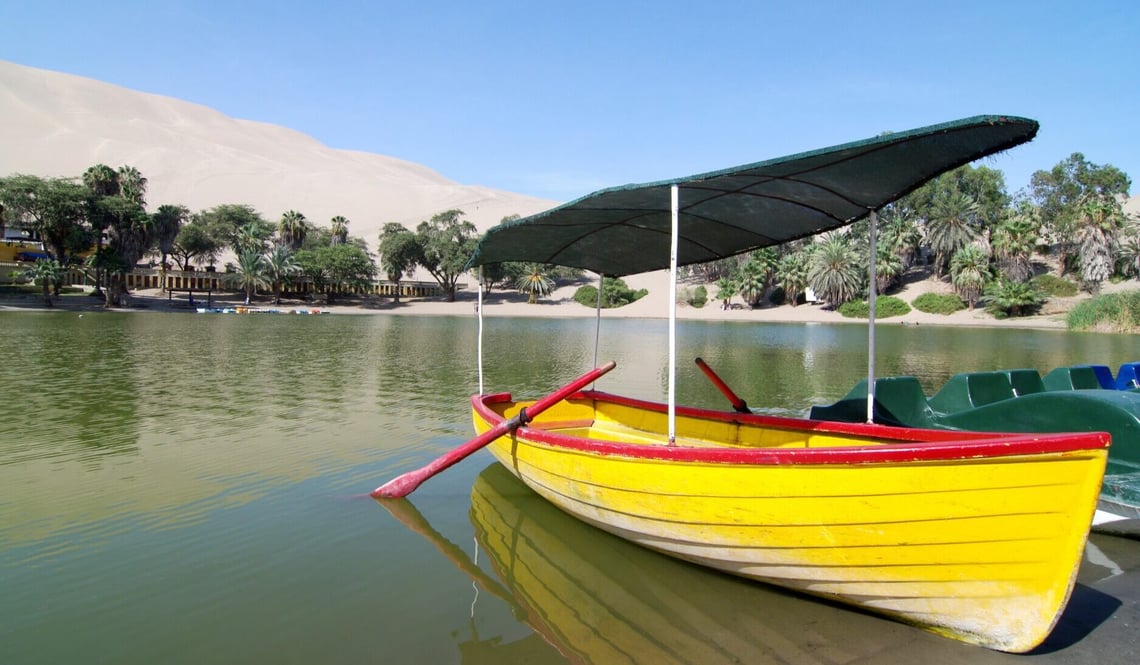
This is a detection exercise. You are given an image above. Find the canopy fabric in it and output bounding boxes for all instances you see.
[467,115,1038,277]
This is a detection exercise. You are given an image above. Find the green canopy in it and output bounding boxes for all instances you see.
[467,115,1038,277]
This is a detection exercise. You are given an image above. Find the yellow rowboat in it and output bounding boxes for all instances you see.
[371,115,1111,651]
[471,389,1108,652]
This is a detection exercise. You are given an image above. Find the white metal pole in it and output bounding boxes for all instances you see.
[593,271,603,373]
[866,210,878,424]
[477,266,485,395]
[668,185,679,445]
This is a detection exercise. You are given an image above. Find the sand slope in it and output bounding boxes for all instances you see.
[0,60,555,241]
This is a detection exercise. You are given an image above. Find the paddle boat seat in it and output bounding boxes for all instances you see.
[1116,362,1140,390]
[1079,364,1118,389]
[1004,369,1046,396]
[928,372,1016,413]
[1043,366,1102,391]
[808,376,939,429]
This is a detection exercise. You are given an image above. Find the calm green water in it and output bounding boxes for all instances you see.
[2,311,1139,664]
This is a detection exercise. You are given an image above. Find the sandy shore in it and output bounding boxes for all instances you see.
[3,268,1113,331]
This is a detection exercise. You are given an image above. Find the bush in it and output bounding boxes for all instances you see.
[681,284,708,308]
[1031,274,1078,297]
[1067,290,1140,332]
[912,292,965,315]
[573,277,648,308]
[838,296,910,319]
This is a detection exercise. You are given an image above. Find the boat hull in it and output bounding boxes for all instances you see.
[471,390,1109,652]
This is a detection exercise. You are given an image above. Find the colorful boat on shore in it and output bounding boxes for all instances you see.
[810,364,1140,526]
[376,116,1112,651]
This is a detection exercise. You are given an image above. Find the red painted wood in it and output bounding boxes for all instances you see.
[471,390,1110,466]
[695,357,750,413]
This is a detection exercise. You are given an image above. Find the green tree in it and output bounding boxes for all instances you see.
[808,234,862,307]
[1030,153,1131,276]
[99,194,154,307]
[228,249,269,305]
[234,221,271,255]
[515,264,555,303]
[378,222,422,303]
[416,209,478,301]
[171,218,221,271]
[330,215,350,246]
[775,250,810,307]
[949,245,991,309]
[278,210,309,250]
[926,192,981,277]
[991,201,1039,282]
[297,244,376,304]
[0,174,92,266]
[116,165,147,206]
[10,258,65,306]
[264,244,300,305]
[152,204,189,269]
[194,204,267,256]
[1074,194,1127,293]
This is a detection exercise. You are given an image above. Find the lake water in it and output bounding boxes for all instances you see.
[3,311,1140,664]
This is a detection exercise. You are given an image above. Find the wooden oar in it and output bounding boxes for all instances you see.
[694,357,750,414]
[371,361,617,498]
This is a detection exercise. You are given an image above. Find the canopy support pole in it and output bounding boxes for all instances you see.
[477,266,485,395]
[668,185,679,445]
[593,271,603,388]
[866,209,878,424]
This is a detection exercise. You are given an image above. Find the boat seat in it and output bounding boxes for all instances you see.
[809,377,938,429]
[1080,364,1117,389]
[929,372,1015,412]
[1004,369,1046,396]
[1043,366,1102,391]
[1116,362,1140,390]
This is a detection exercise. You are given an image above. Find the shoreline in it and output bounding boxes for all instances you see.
[0,268,1097,331]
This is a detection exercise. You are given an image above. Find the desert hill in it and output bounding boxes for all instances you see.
[0,60,557,244]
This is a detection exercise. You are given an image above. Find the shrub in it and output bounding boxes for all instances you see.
[980,280,1044,318]
[573,277,647,308]
[682,284,708,308]
[912,292,965,315]
[1068,290,1140,332]
[1031,274,1078,297]
[838,296,910,319]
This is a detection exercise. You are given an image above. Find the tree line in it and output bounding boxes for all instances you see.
[702,153,1133,317]
[2,152,1133,315]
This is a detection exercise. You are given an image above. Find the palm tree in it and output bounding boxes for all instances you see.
[13,258,65,306]
[736,258,767,307]
[82,164,119,197]
[949,245,991,309]
[234,221,269,255]
[926,192,981,277]
[330,215,350,246]
[1074,194,1126,293]
[991,204,1039,283]
[808,234,862,307]
[152,204,188,269]
[264,244,300,304]
[116,165,147,206]
[278,210,309,250]
[873,244,904,293]
[228,250,270,305]
[515,264,555,303]
[775,250,810,307]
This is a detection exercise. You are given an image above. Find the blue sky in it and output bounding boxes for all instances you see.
[2,0,1137,202]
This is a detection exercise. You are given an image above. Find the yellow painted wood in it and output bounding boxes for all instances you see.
[472,395,1107,652]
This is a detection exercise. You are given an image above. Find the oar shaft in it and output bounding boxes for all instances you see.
[372,361,616,498]
[694,357,750,413]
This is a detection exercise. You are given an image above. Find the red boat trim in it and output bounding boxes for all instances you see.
[472,392,1110,465]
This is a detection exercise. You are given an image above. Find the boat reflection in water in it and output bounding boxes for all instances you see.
[384,462,1041,665]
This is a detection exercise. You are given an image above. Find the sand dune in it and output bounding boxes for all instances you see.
[0,60,555,242]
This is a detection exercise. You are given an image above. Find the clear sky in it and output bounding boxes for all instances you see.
[2,0,1136,202]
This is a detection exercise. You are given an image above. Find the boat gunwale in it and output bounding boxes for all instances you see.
[473,390,1110,465]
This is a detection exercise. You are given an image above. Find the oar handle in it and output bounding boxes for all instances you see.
[371,361,617,498]
[694,357,750,413]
